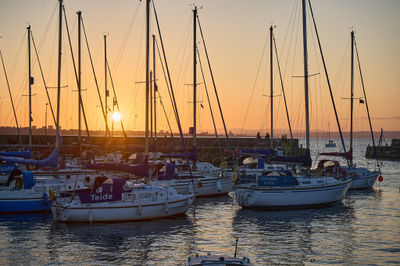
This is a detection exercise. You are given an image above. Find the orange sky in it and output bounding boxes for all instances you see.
[0,0,399,137]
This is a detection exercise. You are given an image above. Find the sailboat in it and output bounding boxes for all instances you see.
[0,2,100,214]
[51,0,194,222]
[234,0,353,209]
[150,6,233,197]
[325,122,336,148]
[329,31,380,189]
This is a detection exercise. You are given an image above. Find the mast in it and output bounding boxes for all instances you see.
[350,30,354,165]
[55,0,63,177]
[153,34,157,143]
[270,26,273,148]
[354,33,379,163]
[150,71,153,140]
[77,11,82,143]
[302,0,310,151]
[104,34,108,137]
[144,0,150,156]
[45,103,48,136]
[193,6,197,156]
[27,25,32,149]
[0,50,22,145]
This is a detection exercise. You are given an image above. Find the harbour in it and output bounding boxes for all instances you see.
[1,0,400,264]
[0,139,399,265]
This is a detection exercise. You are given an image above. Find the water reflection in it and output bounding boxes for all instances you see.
[233,204,357,264]
[0,213,53,265]
[47,215,194,265]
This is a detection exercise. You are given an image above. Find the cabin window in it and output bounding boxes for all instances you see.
[35,187,44,193]
[139,193,151,199]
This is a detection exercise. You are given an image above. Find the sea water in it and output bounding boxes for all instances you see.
[0,139,399,265]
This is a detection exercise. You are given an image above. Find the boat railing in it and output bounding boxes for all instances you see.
[237,173,257,185]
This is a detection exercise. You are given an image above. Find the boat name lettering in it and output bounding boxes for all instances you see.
[90,193,113,201]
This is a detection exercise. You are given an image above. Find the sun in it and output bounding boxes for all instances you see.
[112,111,121,122]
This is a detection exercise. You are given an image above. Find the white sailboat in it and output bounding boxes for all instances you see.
[150,6,233,197]
[51,177,194,222]
[234,0,353,209]
[50,0,194,222]
[344,31,380,189]
[0,2,96,214]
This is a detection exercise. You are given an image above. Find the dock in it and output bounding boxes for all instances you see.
[365,139,400,160]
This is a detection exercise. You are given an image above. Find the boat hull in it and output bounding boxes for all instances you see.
[153,176,233,197]
[0,174,94,214]
[51,196,194,223]
[350,171,379,189]
[0,196,49,213]
[235,179,352,208]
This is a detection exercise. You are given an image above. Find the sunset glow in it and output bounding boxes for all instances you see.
[0,0,399,136]
[112,111,121,122]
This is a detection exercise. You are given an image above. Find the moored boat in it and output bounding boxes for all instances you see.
[186,254,252,266]
[51,177,194,223]
[234,169,352,208]
[0,170,93,214]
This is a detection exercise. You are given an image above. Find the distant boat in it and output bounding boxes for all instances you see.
[325,122,336,148]
[325,140,336,148]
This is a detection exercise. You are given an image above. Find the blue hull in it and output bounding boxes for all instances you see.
[0,199,49,214]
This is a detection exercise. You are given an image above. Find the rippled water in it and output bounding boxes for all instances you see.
[0,139,399,265]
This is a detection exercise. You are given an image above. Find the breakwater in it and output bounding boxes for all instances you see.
[0,134,303,164]
[365,139,400,160]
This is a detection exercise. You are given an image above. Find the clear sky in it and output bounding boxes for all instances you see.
[0,0,399,137]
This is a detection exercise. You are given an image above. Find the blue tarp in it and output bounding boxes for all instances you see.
[0,149,32,159]
[77,178,127,203]
[86,158,149,177]
[257,157,265,169]
[160,147,197,161]
[22,171,35,189]
[0,148,59,168]
[158,163,176,180]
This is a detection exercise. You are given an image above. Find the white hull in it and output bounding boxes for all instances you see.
[235,179,352,208]
[350,171,379,189]
[152,175,233,197]
[52,197,193,223]
[51,185,194,223]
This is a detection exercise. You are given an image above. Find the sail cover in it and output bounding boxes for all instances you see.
[0,149,32,159]
[320,148,352,161]
[0,148,58,168]
[160,148,197,161]
[86,158,149,177]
